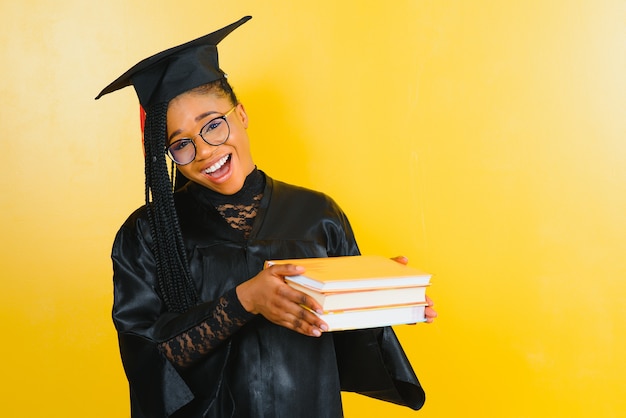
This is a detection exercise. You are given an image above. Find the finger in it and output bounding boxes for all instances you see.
[290,298,328,331]
[289,287,324,315]
[274,278,324,314]
[272,285,328,332]
[390,255,408,265]
[424,306,437,323]
[281,306,327,337]
[267,263,305,277]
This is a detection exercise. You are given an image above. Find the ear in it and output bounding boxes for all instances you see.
[236,103,249,129]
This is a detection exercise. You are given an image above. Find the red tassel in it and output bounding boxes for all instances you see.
[140,105,146,156]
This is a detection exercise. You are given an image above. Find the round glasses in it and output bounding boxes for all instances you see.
[166,106,237,165]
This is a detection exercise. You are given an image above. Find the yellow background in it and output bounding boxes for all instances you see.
[1,1,624,417]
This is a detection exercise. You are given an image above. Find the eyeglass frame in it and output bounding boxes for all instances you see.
[165,105,237,165]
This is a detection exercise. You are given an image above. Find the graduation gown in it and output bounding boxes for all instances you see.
[112,174,425,417]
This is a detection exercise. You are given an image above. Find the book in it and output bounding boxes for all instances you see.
[288,281,428,312]
[265,255,431,292]
[315,303,427,331]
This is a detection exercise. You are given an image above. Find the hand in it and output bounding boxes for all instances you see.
[236,264,328,337]
[424,295,437,323]
[391,255,409,265]
[391,255,437,324]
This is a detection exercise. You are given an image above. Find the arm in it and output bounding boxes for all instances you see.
[314,200,427,410]
[113,220,254,366]
[235,263,329,337]
[113,218,236,416]
[159,262,331,369]
[114,217,329,372]
[156,288,252,369]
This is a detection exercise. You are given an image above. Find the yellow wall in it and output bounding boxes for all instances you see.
[1,1,624,416]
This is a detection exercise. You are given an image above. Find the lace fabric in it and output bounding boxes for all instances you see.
[214,193,262,238]
[158,289,253,368]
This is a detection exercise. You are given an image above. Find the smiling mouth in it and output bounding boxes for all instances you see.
[204,154,231,175]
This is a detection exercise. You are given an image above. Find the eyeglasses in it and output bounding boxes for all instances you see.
[166,106,237,165]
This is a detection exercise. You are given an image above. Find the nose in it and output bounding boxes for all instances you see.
[193,135,218,161]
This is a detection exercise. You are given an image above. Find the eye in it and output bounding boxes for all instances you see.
[202,117,224,134]
[170,138,193,152]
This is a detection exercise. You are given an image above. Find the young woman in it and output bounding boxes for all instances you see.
[97,16,436,418]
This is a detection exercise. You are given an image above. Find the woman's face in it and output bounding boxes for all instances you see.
[166,91,255,195]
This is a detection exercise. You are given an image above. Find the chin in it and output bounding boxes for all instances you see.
[202,176,245,195]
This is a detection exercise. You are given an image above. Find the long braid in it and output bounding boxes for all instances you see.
[144,101,199,313]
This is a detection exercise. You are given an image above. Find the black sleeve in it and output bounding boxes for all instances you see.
[321,194,426,410]
[157,287,254,369]
[333,327,426,410]
[111,218,253,417]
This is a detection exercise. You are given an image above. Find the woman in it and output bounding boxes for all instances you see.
[97,16,436,418]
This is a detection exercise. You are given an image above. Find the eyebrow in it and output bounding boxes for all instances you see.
[168,110,220,142]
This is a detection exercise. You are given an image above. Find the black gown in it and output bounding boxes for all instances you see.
[111,172,425,417]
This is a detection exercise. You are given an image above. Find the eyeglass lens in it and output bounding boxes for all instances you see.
[167,116,230,165]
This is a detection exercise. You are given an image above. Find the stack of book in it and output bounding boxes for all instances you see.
[265,255,431,331]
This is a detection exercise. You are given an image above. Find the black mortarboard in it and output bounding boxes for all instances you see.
[95,16,251,108]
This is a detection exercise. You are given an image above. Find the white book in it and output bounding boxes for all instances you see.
[317,304,427,331]
[288,281,428,312]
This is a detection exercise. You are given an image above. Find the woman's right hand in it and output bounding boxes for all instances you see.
[236,264,328,337]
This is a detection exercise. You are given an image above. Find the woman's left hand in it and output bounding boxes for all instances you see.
[391,256,437,323]
[423,295,437,323]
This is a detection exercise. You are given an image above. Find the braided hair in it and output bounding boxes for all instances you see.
[142,78,239,314]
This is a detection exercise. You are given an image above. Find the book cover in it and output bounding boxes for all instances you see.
[265,255,431,292]
[288,281,428,312]
[316,303,427,331]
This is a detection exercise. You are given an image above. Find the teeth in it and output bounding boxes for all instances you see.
[204,155,230,174]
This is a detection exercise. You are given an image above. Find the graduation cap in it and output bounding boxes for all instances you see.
[95,16,251,108]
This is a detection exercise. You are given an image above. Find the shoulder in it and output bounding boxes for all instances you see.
[112,203,153,253]
[118,203,149,232]
[267,176,341,210]
[264,174,360,256]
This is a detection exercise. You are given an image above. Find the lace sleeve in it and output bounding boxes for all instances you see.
[157,287,255,369]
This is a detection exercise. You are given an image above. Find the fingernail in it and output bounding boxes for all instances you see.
[320,324,328,332]
[312,328,321,337]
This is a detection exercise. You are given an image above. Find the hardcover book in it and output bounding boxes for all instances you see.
[288,281,428,312]
[265,255,432,330]
[315,303,428,331]
[265,255,431,292]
